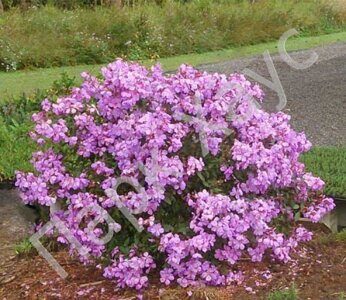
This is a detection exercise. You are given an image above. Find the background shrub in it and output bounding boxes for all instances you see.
[0,0,345,71]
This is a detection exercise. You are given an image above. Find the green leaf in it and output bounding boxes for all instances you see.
[197,172,210,187]
[294,211,301,221]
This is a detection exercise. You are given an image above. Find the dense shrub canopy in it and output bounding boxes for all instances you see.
[16,60,334,290]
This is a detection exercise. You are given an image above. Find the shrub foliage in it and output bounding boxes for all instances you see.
[16,60,334,290]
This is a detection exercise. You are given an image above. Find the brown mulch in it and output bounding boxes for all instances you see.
[0,225,345,300]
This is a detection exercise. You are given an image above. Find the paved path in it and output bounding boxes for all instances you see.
[199,43,346,146]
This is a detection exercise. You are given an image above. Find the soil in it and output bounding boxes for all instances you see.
[0,224,345,300]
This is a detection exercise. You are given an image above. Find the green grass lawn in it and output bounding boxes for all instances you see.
[1,31,346,100]
[301,147,346,199]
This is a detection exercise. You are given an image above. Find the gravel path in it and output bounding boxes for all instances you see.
[198,43,346,146]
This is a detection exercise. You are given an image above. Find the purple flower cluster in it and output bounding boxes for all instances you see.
[15,59,334,290]
[104,248,155,290]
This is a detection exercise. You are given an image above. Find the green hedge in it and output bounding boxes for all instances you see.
[0,0,346,71]
[301,147,346,199]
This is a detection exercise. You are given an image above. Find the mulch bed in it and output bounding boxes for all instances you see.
[0,224,345,300]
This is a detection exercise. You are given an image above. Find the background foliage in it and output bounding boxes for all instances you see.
[0,0,345,71]
[0,73,76,180]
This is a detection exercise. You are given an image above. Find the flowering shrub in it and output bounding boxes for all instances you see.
[16,59,334,290]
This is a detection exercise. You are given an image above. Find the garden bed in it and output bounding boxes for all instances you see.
[1,224,345,299]
[1,58,345,299]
